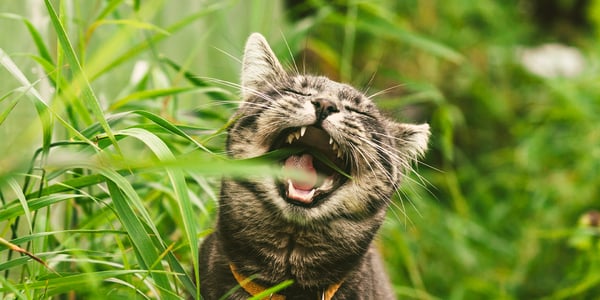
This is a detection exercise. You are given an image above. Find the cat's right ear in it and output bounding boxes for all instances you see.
[241,33,286,99]
[389,122,430,160]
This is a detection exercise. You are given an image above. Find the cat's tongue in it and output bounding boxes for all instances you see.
[283,154,318,203]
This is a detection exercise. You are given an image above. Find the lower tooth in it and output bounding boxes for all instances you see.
[321,177,334,190]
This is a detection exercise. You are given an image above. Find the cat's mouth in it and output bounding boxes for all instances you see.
[271,126,350,207]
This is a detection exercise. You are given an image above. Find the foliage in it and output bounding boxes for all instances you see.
[1,0,600,299]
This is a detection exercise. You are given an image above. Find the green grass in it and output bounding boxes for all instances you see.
[1,0,600,299]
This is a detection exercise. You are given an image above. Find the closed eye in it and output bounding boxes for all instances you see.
[345,106,375,119]
[282,88,311,97]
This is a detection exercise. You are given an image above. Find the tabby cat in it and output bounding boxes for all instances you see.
[198,33,430,299]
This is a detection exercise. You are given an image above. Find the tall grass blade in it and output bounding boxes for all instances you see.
[0,13,53,64]
[105,180,177,299]
[87,19,171,39]
[0,237,54,273]
[323,3,463,63]
[43,0,120,153]
[5,179,32,233]
[90,2,229,81]
[94,0,125,21]
[131,110,214,153]
[161,57,235,101]
[0,48,54,159]
[109,87,227,111]
[114,127,199,295]
[0,49,95,154]
[0,276,26,300]
[0,90,23,126]
[0,269,163,292]
[247,280,294,300]
[0,194,86,222]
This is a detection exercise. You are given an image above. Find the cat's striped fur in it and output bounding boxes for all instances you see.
[198,33,430,299]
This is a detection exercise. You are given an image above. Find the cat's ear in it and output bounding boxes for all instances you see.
[241,33,286,99]
[389,122,430,158]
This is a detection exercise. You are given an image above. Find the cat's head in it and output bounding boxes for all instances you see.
[226,33,430,224]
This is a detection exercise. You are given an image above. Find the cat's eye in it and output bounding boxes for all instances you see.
[282,88,311,97]
[345,106,375,119]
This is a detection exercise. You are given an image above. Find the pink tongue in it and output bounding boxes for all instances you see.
[283,154,317,190]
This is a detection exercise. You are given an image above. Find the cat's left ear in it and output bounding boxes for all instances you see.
[388,122,431,158]
[241,33,286,99]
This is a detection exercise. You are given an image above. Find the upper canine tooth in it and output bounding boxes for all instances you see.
[300,126,307,137]
[329,137,333,145]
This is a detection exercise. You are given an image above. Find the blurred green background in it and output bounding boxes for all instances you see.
[1,0,600,299]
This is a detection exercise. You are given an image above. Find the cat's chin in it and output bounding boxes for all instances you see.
[270,126,351,208]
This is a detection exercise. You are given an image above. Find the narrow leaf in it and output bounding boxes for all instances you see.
[109,86,222,110]
[114,127,198,295]
[0,13,53,63]
[44,0,121,154]
[161,57,234,100]
[6,179,32,233]
[106,180,177,299]
[0,194,86,221]
[0,237,57,274]
[90,2,229,81]
[0,49,96,152]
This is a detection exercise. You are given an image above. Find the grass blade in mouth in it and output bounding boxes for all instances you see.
[248,148,352,180]
[307,149,352,179]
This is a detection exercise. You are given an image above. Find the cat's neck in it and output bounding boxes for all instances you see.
[217,185,384,288]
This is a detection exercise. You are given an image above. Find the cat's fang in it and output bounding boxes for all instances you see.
[286,128,305,144]
[300,126,307,137]
[332,141,344,156]
[329,137,333,145]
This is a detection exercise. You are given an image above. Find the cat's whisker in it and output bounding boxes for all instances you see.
[351,135,429,202]
[280,31,301,77]
[301,35,308,76]
[211,46,243,64]
[361,71,378,96]
[367,84,405,99]
[199,77,282,104]
[199,77,238,86]
[388,194,415,228]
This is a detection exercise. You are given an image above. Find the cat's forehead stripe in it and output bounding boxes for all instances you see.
[291,76,366,104]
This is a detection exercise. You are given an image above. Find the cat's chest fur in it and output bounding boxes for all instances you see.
[197,33,430,299]
[217,179,384,286]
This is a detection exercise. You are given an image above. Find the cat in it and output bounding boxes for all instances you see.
[198,33,430,299]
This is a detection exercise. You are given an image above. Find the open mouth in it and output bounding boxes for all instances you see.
[271,126,351,207]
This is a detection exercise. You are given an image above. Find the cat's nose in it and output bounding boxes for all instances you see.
[311,98,339,122]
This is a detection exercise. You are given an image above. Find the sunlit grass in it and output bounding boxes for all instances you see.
[0,1,239,298]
